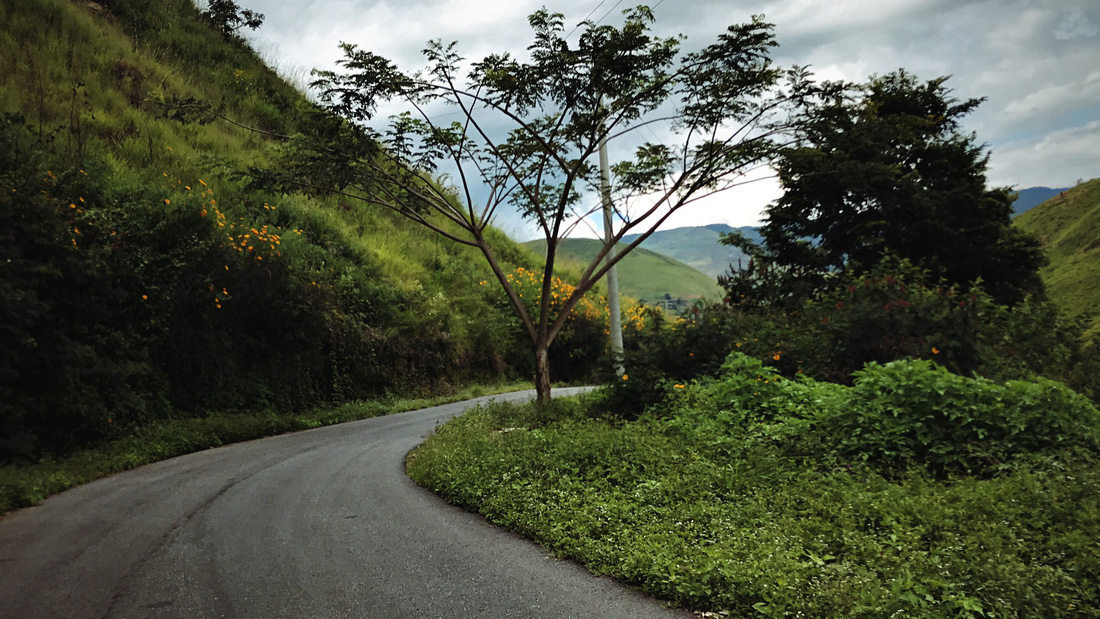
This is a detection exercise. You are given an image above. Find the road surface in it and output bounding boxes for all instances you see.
[0,389,689,618]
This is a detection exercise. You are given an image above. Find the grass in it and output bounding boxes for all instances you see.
[0,380,531,516]
[1014,178,1100,336]
[525,237,724,303]
[407,361,1100,617]
[1,0,558,463]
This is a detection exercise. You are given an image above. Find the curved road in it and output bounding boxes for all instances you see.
[0,389,688,618]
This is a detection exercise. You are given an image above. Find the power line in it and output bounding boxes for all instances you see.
[565,0,608,40]
[592,0,627,30]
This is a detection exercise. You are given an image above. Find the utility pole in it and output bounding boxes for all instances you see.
[598,133,625,376]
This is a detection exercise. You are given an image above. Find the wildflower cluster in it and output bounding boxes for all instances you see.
[162,176,300,266]
[504,266,607,325]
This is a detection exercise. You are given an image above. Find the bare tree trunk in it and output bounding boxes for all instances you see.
[534,341,552,404]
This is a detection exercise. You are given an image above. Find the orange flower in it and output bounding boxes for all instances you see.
[932,347,940,355]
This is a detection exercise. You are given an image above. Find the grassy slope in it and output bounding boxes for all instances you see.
[1014,178,1100,335]
[524,238,724,302]
[0,0,533,300]
[0,0,544,506]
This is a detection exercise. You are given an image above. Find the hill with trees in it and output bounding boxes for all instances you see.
[0,0,555,461]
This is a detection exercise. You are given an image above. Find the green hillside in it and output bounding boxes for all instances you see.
[524,238,724,303]
[1014,178,1100,335]
[622,224,760,279]
[0,0,545,460]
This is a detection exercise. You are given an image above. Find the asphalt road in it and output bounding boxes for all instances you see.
[0,389,690,618]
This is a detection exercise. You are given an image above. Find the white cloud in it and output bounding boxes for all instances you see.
[241,0,1100,235]
[989,120,1100,188]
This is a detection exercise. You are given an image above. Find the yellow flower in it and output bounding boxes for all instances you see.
[142,294,148,300]
[164,199,170,205]
[932,347,940,355]
[773,353,781,361]
[622,374,628,381]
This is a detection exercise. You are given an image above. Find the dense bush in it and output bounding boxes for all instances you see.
[409,356,1100,616]
[615,259,1100,418]
[0,114,532,460]
[825,359,1100,476]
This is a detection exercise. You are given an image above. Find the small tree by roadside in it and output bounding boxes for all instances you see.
[281,6,825,403]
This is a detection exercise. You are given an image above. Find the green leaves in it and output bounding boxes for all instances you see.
[410,385,1100,616]
[310,44,413,123]
[825,358,1100,477]
[747,70,1045,308]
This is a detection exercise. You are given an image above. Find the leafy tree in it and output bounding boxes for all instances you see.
[290,7,820,403]
[724,70,1045,307]
[201,0,264,37]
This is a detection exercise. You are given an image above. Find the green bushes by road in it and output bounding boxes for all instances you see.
[408,355,1100,616]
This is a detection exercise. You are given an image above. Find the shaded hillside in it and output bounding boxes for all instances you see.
[1014,178,1100,335]
[0,0,539,459]
[621,224,761,278]
[1012,186,1071,216]
[524,239,723,303]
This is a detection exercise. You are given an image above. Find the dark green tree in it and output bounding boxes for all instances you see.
[291,7,820,403]
[725,70,1045,307]
[201,0,264,37]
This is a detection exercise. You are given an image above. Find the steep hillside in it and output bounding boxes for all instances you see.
[1014,178,1100,335]
[621,224,761,278]
[0,0,540,459]
[524,238,724,303]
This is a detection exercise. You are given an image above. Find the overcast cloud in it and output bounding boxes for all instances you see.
[236,0,1099,238]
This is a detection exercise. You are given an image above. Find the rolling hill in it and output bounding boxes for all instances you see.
[1014,178,1100,335]
[524,238,724,303]
[621,224,762,279]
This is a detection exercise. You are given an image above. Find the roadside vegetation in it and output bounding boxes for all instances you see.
[409,358,1100,616]
[407,20,1100,619]
[0,1,612,472]
[5,1,1100,614]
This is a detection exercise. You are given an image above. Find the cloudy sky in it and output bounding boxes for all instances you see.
[236,0,1099,238]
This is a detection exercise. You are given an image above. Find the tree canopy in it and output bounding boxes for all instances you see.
[201,0,264,37]
[284,6,820,402]
[723,70,1045,307]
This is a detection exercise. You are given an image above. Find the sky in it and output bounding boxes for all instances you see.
[235,0,1100,239]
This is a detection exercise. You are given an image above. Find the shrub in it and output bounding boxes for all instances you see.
[823,358,1100,476]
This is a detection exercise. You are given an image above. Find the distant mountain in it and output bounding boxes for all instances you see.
[1013,186,1071,216]
[621,224,762,279]
[1013,178,1100,335]
[524,238,724,303]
